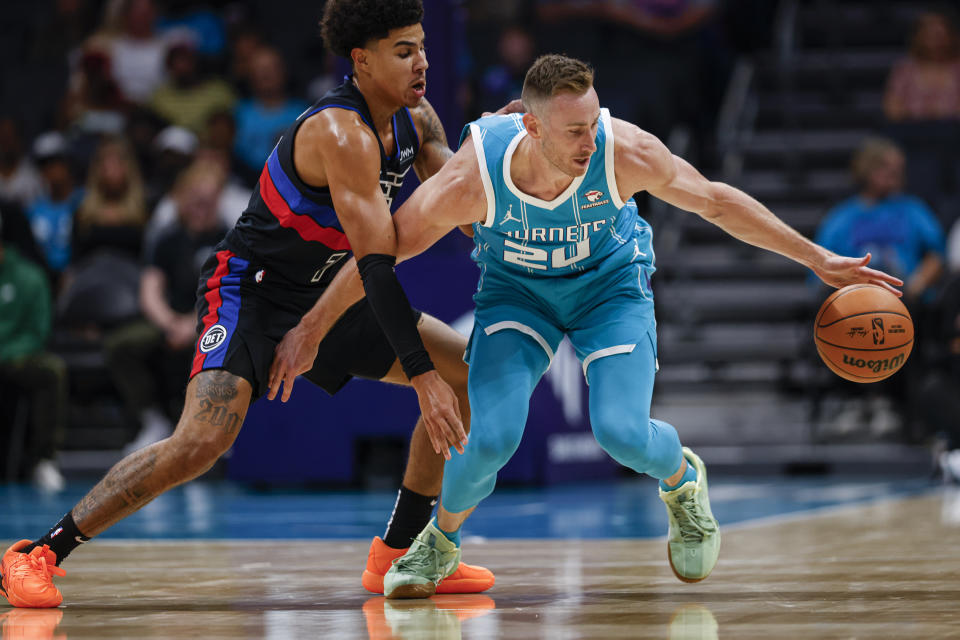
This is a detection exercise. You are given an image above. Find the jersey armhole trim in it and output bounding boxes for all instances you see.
[469,124,497,228]
[404,107,421,152]
[601,108,626,210]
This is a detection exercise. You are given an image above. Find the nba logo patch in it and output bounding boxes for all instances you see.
[200,324,228,353]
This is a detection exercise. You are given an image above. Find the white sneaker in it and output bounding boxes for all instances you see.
[123,409,173,455]
[32,459,65,493]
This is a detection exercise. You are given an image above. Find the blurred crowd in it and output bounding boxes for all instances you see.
[0,0,326,490]
[2,0,960,489]
[811,9,960,473]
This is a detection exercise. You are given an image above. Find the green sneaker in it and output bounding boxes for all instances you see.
[659,447,721,583]
[384,519,462,599]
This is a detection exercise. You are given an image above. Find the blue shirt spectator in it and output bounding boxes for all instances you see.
[815,137,946,302]
[234,98,308,174]
[26,189,84,272]
[816,194,945,281]
[233,47,309,177]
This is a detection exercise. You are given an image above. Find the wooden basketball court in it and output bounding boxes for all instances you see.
[3,489,958,639]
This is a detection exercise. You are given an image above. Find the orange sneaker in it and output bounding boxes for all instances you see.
[0,608,66,640]
[361,537,494,595]
[0,542,65,609]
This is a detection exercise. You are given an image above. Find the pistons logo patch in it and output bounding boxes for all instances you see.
[199,324,228,353]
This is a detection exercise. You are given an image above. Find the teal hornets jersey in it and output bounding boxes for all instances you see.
[459,109,654,282]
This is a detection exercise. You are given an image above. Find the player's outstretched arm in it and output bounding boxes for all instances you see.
[290,135,488,350]
[611,118,904,296]
[266,110,466,456]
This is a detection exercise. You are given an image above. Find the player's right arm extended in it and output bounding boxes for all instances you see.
[301,136,488,345]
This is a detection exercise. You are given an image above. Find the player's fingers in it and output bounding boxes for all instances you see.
[424,417,451,459]
[267,363,282,401]
[281,373,295,403]
[871,279,903,297]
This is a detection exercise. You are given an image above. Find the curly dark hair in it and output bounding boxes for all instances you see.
[320,0,424,58]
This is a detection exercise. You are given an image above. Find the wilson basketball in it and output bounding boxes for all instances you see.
[814,284,913,383]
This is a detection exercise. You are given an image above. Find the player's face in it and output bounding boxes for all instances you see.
[366,24,428,108]
[537,87,600,178]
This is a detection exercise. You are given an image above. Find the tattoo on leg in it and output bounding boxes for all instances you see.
[192,371,244,435]
[195,370,239,403]
[71,448,161,535]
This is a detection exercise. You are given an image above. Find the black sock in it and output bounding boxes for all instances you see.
[382,485,438,549]
[22,512,91,565]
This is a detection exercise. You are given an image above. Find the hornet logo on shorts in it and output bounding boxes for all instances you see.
[200,324,228,353]
[581,190,610,209]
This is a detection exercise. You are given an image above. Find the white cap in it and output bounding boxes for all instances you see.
[155,125,198,155]
[33,131,69,161]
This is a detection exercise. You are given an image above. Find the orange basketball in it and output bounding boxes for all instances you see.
[814,284,913,383]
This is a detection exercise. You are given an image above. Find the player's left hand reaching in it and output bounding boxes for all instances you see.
[411,370,467,460]
[812,252,904,296]
[267,324,321,402]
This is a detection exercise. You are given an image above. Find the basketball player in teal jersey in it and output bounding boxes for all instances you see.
[274,54,904,596]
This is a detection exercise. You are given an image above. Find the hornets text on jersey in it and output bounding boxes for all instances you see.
[460,108,655,282]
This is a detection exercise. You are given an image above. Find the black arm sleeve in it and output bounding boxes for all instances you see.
[357,253,435,379]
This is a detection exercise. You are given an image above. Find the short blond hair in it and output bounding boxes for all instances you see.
[521,54,594,114]
[851,137,902,184]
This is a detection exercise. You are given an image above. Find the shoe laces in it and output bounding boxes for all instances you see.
[13,547,66,581]
[668,491,717,544]
[391,544,446,585]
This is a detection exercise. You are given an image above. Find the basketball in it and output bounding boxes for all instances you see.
[814,284,913,383]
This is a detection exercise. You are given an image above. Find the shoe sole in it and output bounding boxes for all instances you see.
[667,548,713,584]
[385,583,437,600]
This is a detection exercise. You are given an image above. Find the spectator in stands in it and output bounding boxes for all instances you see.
[233,46,309,185]
[109,159,229,453]
[0,211,67,492]
[102,0,171,104]
[884,10,960,121]
[73,136,147,263]
[145,146,247,250]
[472,25,536,117]
[26,132,83,280]
[815,137,946,438]
[149,38,236,135]
[225,25,265,97]
[60,37,129,139]
[0,118,44,209]
[145,124,198,213]
[536,0,721,141]
[816,138,945,304]
[0,200,46,270]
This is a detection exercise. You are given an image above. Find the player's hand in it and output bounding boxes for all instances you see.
[166,315,198,350]
[483,99,524,117]
[410,370,467,460]
[812,253,903,297]
[267,323,321,403]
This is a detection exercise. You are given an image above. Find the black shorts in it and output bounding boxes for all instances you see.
[190,248,420,398]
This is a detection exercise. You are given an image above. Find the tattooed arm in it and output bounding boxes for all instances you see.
[411,98,454,182]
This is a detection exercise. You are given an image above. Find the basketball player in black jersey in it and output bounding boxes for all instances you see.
[0,0,502,608]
